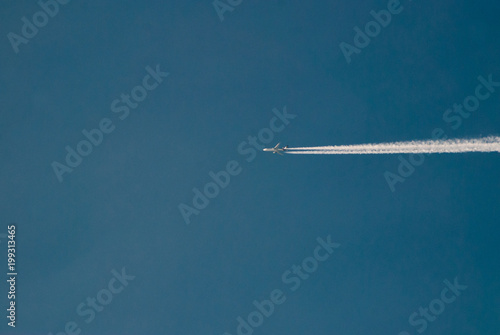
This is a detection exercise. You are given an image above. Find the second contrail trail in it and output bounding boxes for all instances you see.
[285,136,500,154]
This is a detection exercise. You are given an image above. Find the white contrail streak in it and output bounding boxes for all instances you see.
[285,137,500,154]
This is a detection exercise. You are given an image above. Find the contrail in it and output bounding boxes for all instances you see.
[285,136,500,154]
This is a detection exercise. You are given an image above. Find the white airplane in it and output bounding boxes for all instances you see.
[263,143,288,155]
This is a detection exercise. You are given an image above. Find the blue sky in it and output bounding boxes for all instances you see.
[0,0,499,334]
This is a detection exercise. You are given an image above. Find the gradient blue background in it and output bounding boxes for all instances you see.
[0,0,499,334]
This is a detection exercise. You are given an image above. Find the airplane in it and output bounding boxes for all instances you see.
[263,142,288,155]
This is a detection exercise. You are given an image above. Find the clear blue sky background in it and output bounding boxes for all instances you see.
[0,0,499,334]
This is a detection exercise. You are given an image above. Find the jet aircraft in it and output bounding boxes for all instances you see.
[263,143,288,155]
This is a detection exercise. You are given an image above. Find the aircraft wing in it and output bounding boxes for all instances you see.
[274,142,281,149]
